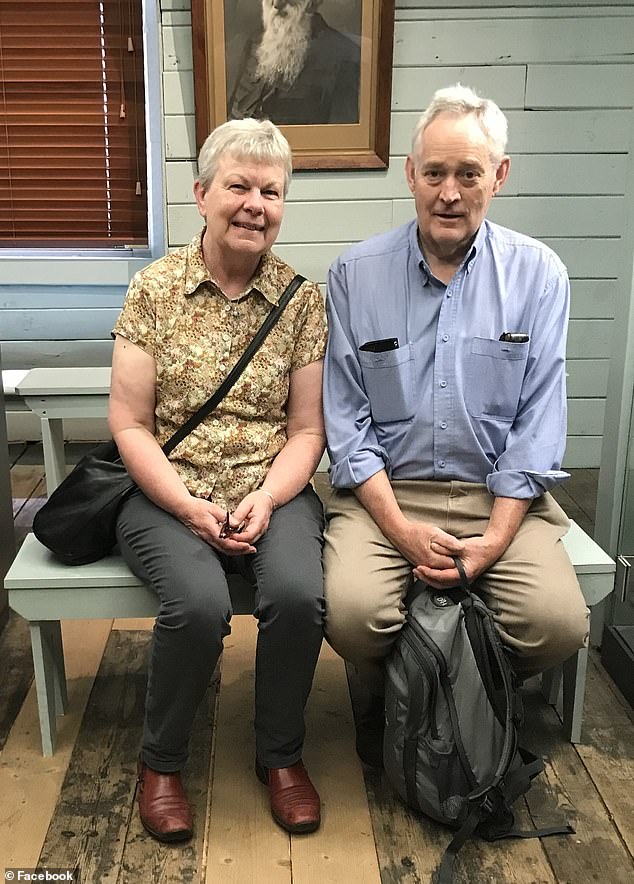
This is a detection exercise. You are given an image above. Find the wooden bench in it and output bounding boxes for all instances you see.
[5,521,615,755]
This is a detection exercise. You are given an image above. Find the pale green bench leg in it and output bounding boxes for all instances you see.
[40,417,66,495]
[30,620,67,756]
[50,620,68,716]
[541,647,589,744]
[541,666,562,706]
[562,645,588,744]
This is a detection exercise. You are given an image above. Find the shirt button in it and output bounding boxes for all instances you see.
[442,334,449,342]
[438,460,446,468]
[440,421,447,429]
[446,289,452,298]
[439,380,447,388]
[225,303,232,313]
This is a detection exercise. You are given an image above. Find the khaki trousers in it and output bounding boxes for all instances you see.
[324,480,589,694]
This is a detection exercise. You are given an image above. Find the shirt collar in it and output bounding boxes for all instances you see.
[182,229,283,306]
[410,218,488,283]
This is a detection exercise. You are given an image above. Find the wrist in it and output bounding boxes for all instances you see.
[259,488,277,510]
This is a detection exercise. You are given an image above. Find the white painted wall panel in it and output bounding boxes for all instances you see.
[526,64,634,109]
[160,0,190,11]
[393,18,634,66]
[566,360,610,398]
[162,22,193,71]
[567,319,614,359]
[568,399,606,436]
[398,3,634,15]
[273,244,354,285]
[391,110,632,156]
[0,260,147,286]
[2,341,114,370]
[162,12,191,27]
[517,155,626,196]
[563,437,603,469]
[162,70,195,115]
[392,66,527,110]
[164,114,196,159]
[570,281,617,320]
[541,239,621,279]
[3,310,119,341]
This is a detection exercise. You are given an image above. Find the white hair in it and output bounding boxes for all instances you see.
[411,84,509,163]
[257,0,314,88]
[197,118,293,196]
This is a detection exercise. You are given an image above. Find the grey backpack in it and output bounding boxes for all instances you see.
[384,558,573,884]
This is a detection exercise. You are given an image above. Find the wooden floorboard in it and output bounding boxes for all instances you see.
[0,619,112,869]
[575,655,634,856]
[0,610,34,751]
[116,634,219,883]
[38,630,150,880]
[206,617,379,883]
[522,665,634,883]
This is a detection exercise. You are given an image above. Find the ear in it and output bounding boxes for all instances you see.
[193,180,206,218]
[405,155,417,195]
[492,156,511,195]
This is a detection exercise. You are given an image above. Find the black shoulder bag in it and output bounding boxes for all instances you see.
[33,275,305,565]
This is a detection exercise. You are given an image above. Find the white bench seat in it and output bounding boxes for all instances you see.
[6,533,256,755]
[5,522,615,755]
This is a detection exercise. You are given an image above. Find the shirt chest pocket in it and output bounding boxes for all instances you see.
[358,344,415,423]
[466,337,529,421]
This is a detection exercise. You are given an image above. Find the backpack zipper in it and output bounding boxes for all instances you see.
[402,625,440,739]
[408,613,479,790]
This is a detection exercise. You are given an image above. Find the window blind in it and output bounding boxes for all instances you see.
[0,0,147,248]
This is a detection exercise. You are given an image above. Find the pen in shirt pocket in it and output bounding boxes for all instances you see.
[499,332,529,343]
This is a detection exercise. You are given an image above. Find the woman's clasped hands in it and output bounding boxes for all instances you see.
[181,488,276,554]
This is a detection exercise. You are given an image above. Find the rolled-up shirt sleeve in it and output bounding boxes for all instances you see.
[486,265,571,498]
[323,259,391,487]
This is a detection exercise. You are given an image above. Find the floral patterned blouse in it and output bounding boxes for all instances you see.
[113,231,327,509]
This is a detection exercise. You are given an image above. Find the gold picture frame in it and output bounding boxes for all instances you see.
[191,0,395,170]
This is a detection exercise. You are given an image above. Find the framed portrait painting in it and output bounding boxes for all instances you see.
[191,0,395,170]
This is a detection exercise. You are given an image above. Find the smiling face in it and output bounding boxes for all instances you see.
[406,112,510,268]
[194,154,286,270]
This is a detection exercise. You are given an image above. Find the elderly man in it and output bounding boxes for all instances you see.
[322,84,589,766]
[228,0,360,125]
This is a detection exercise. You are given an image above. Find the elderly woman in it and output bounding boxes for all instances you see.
[109,119,326,842]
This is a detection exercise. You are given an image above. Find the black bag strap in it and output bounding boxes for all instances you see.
[452,556,518,794]
[162,274,305,456]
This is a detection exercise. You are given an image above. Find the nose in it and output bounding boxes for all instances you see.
[243,187,264,214]
[438,175,460,204]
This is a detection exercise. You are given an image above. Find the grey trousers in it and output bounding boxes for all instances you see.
[324,481,589,694]
[116,484,325,772]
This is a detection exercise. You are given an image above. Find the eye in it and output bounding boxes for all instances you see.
[423,169,443,182]
[459,169,480,182]
[229,183,247,192]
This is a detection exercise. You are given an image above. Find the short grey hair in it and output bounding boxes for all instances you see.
[197,118,293,195]
[411,84,509,164]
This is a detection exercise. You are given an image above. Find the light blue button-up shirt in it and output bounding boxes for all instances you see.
[323,219,570,499]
